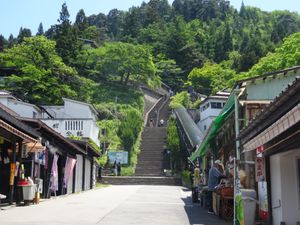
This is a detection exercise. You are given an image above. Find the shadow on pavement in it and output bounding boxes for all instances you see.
[181,189,233,225]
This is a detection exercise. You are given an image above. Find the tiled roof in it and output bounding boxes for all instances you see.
[239,77,300,142]
[0,104,40,138]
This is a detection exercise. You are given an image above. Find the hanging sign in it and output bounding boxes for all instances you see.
[258,181,269,220]
[256,145,264,158]
[255,157,265,182]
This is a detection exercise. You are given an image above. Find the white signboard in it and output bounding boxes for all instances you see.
[108,151,128,164]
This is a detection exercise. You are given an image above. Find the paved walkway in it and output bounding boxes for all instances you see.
[0,185,232,225]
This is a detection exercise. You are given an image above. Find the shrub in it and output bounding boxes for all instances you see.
[181,170,192,188]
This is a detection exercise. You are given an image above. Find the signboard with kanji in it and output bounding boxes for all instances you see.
[256,146,265,182]
[108,151,128,164]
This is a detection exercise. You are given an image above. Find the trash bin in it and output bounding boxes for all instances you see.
[22,185,36,201]
[241,189,257,225]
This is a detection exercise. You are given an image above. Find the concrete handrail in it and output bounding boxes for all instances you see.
[156,95,169,127]
[144,97,163,127]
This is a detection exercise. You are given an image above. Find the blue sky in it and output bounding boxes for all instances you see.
[1,0,299,39]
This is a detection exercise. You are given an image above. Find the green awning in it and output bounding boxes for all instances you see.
[189,93,235,162]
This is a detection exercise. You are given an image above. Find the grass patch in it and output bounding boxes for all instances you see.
[96,183,110,188]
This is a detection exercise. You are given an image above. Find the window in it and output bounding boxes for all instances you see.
[33,111,37,118]
[204,125,207,131]
[201,103,210,111]
[211,102,223,109]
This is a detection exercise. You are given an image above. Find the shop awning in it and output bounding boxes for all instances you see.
[243,103,300,152]
[189,93,235,162]
[26,141,46,153]
[0,119,38,143]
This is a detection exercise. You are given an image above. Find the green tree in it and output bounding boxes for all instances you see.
[107,9,124,40]
[17,27,32,44]
[117,107,143,152]
[36,22,44,36]
[0,35,7,52]
[52,2,80,65]
[169,91,191,109]
[166,116,181,171]
[78,42,159,87]
[188,62,236,95]
[0,36,92,104]
[74,9,89,35]
[155,56,183,91]
[7,34,15,48]
[247,32,300,76]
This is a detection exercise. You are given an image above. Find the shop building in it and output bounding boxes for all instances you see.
[0,105,41,204]
[189,65,300,221]
[0,93,101,198]
[239,78,300,225]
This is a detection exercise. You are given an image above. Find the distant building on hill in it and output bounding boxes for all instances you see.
[197,90,230,134]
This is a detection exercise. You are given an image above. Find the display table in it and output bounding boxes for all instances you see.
[17,184,36,205]
[212,192,221,216]
[220,196,234,220]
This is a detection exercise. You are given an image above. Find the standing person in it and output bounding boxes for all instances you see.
[159,119,164,127]
[113,160,117,176]
[149,118,154,127]
[117,162,121,176]
[207,160,226,214]
[192,163,201,203]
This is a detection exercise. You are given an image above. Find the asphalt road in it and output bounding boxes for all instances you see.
[0,185,232,225]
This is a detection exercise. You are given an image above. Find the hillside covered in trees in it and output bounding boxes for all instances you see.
[0,1,300,171]
[1,0,300,95]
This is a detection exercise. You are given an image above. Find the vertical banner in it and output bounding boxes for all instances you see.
[9,163,16,185]
[50,154,59,191]
[258,181,268,220]
[63,157,76,188]
[234,158,244,225]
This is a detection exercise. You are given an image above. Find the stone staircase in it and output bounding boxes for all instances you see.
[135,127,166,176]
[101,176,180,185]
[101,89,180,186]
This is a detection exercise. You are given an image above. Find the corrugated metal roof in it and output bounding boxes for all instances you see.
[174,107,204,149]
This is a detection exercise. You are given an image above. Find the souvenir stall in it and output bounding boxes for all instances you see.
[0,107,40,205]
[20,118,85,197]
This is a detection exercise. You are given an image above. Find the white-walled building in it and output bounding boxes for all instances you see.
[42,98,100,147]
[0,92,100,147]
[0,91,44,118]
[197,90,230,134]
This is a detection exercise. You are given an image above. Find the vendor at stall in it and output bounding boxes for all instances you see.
[192,163,202,203]
[207,160,226,214]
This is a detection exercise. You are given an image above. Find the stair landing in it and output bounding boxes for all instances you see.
[100,176,181,186]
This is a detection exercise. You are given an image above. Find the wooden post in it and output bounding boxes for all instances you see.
[9,140,17,205]
[72,161,76,193]
[82,156,85,191]
[90,158,93,189]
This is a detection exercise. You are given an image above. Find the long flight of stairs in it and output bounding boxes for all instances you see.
[101,90,180,185]
[135,127,166,176]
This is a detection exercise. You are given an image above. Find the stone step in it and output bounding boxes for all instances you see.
[100,176,181,186]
